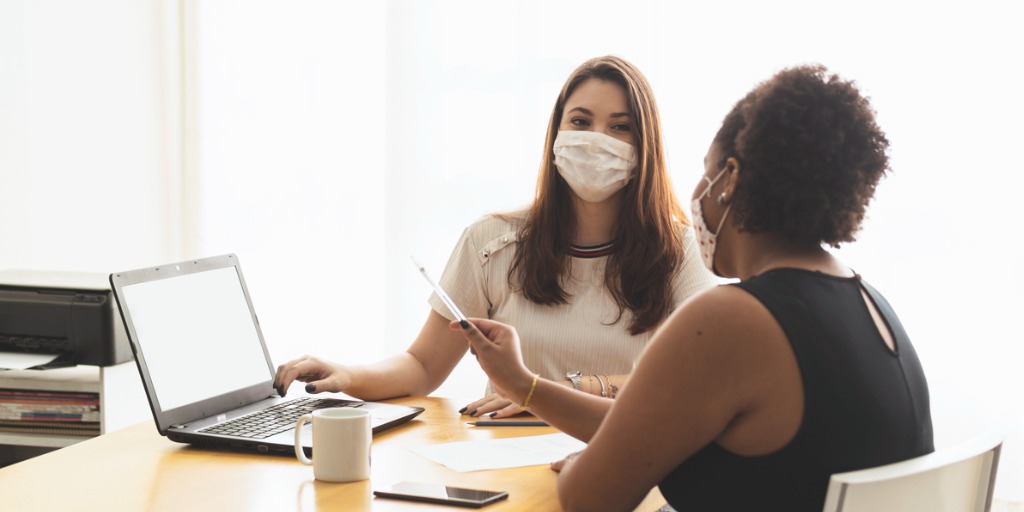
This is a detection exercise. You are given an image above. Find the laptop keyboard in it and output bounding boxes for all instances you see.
[199,397,363,439]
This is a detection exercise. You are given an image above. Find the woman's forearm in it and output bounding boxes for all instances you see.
[340,352,430,400]
[512,378,613,442]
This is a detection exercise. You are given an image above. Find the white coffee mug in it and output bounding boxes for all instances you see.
[294,408,372,483]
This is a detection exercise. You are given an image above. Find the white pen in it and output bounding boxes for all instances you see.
[411,256,468,323]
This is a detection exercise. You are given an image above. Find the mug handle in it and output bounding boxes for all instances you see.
[295,413,313,465]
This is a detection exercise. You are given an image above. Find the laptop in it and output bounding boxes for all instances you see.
[109,253,424,455]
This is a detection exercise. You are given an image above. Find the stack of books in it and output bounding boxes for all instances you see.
[0,388,100,437]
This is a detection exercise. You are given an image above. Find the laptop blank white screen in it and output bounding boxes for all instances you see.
[120,266,271,411]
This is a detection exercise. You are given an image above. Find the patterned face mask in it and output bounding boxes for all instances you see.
[691,167,731,274]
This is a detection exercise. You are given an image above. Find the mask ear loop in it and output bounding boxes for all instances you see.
[712,202,732,237]
[701,167,729,201]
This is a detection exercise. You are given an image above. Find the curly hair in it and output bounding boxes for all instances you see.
[713,64,890,247]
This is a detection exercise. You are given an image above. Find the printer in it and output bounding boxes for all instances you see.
[0,270,130,368]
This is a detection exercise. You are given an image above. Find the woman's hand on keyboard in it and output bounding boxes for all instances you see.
[274,356,351,397]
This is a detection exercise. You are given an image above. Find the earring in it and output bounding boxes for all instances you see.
[716,193,726,205]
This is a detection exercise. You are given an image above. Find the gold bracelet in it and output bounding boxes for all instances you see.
[521,373,540,410]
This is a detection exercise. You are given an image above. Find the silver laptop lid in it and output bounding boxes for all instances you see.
[110,254,277,434]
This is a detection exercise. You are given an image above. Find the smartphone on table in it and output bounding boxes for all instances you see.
[373,481,509,508]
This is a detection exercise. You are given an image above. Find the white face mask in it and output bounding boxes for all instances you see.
[553,130,637,203]
[691,167,731,274]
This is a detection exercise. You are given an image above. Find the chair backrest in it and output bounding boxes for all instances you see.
[821,434,1003,512]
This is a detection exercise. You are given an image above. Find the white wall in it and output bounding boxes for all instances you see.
[191,1,389,373]
[0,0,183,273]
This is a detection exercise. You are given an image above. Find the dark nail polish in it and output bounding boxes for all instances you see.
[488,412,497,418]
[469,409,478,417]
[460,319,470,329]
[305,383,316,393]
[277,386,285,397]
[458,406,468,414]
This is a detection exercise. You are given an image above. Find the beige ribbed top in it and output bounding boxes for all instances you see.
[428,213,718,390]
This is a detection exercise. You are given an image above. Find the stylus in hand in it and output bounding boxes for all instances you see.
[411,256,468,323]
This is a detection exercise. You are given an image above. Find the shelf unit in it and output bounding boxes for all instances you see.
[0,362,149,450]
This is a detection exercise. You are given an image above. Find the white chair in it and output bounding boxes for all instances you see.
[822,433,1003,512]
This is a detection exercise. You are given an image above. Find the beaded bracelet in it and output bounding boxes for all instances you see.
[600,375,619,398]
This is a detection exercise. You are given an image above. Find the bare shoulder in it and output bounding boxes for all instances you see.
[664,285,774,337]
[618,282,795,456]
[650,284,786,368]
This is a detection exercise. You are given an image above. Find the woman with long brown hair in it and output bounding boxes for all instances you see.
[274,56,715,418]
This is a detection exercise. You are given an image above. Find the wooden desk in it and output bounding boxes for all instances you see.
[0,396,666,511]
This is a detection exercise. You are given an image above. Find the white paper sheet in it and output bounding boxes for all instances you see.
[410,433,586,472]
[0,352,62,370]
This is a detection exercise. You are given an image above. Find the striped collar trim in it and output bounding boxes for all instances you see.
[568,241,616,258]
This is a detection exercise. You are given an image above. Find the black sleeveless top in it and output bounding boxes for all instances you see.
[658,269,933,511]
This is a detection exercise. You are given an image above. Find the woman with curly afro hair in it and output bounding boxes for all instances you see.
[454,64,934,511]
